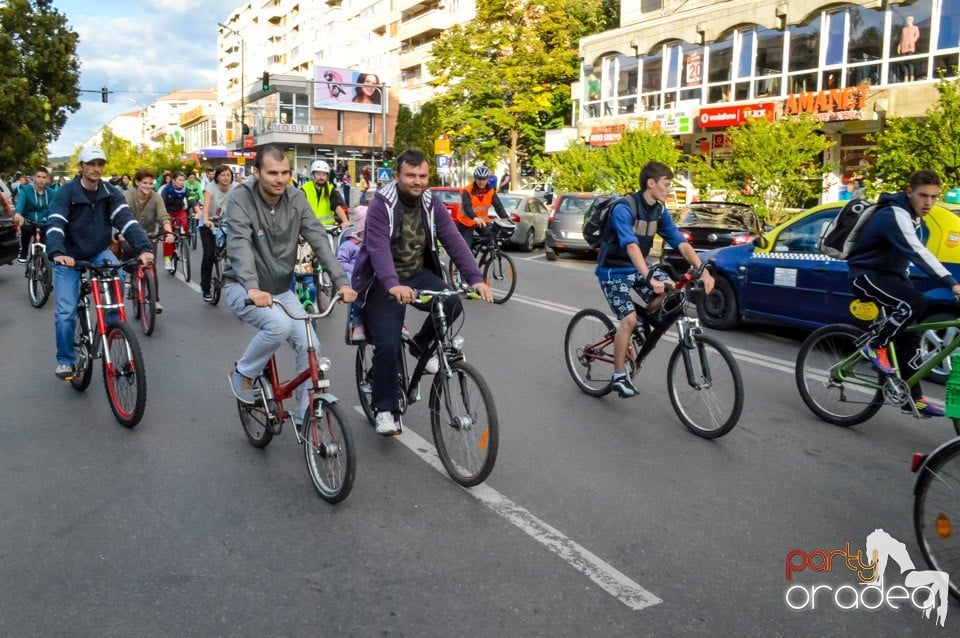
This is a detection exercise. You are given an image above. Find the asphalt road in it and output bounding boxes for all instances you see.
[1,246,957,636]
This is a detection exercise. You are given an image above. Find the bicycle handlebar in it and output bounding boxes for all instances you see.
[650,260,713,291]
[243,294,344,319]
[72,258,141,274]
[414,287,482,304]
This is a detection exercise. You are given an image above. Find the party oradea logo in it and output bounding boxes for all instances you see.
[784,529,949,627]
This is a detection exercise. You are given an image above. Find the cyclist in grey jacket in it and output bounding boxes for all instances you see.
[223,145,357,422]
[847,169,960,417]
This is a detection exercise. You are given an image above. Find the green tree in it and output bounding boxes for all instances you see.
[706,116,834,223]
[869,75,960,191]
[393,102,444,183]
[428,0,606,186]
[95,127,141,177]
[0,0,80,171]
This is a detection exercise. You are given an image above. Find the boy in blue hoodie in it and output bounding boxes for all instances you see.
[847,169,960,416]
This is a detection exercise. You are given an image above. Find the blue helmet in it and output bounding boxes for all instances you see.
[473,166,490,179]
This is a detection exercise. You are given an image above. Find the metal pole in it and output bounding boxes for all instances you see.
[381,83,387,153]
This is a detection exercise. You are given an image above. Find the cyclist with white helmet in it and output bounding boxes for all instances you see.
[457,165,508,247]
[301,160,348,228]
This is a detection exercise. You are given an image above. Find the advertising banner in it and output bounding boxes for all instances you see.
[313,66,384,114]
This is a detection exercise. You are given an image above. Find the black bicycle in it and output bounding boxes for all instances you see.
[449,219,517,304]
[208,222,228,305]
[354,288,499,486]
[24,223,52,308]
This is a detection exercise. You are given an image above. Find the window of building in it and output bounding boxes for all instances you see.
[641,0,662,13]
[681,45,704,102]
[279,92,310,125]
[788,17,821,92]
[754,26,784,97]
[938,0,960,50]
[707,35,733,103]
[847,6,884,62]
[640,52,662,111]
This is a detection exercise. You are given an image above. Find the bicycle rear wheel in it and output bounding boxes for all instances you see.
[795,324,883,426]
[354,343,377,427]
[70,315,93,392]
[302,400,355,504]
[429,360,498,486]
[179,238,191,282]
[237,377,274,448]
[138,272,157,336]
[483,252,516,304]
[564,308,616,397]
[28,252,51,308]
[666,334,743,438]
[913,441,960,602]
[101,321,147,428]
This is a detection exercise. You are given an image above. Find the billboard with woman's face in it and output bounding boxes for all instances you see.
[313,67,384,113]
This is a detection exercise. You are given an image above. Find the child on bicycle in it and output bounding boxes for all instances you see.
[595,161,714,398]
[847,169,960,417]
[337,205,366,280]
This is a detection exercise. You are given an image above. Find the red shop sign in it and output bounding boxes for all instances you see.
[698,102,775,129]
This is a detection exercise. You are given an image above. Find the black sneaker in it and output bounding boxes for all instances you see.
[611,374,637,398]
[202,291,213,302]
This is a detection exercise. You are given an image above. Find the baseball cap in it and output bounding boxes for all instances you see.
[78,146,107,164]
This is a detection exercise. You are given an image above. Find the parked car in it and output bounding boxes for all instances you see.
[662,201,763,271]
[544,192,603,257]
[0,178,18,267]
[431,186,463,222]
[499,192,550,251]
[513,181,555,206]
[694,200,960,381]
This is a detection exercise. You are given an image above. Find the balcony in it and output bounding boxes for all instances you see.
[397,9,451,42]
[399,40,434,71]
[397,0,428,14]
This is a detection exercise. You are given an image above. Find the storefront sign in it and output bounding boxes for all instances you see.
[179,106,205,126]
[684,52,703,86]
[698,102,775,129]
[651,108,693,135]
[589,124,625,146]
[271,123,322,134]
[784,86,868,119]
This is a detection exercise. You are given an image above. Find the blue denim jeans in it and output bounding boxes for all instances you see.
[225,284,319,421]
[53,249,122,366]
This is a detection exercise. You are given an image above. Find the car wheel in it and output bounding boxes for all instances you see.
[919,311,960,385]
[696,276,740,330]
[521,228,534,252]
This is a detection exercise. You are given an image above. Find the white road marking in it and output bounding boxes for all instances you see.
[353,406,663,611]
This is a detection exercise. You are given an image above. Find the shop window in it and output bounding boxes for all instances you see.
[788,71,818,93]
[847,6,883,62]
[787,19,820,74]
[279,92,310,125]
[735,30,755,79]
[754,76,781,98]
[641,0,662,13]
[755,27,785,77]
[708,38,732,84]
[641,53,662,110]
[682,46,704,101]
[934,53,959,77]
[825,11,845,66]
[617,54,639,114]
[938,0,960,50]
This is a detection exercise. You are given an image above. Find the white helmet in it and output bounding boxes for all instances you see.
[310,160,331,174]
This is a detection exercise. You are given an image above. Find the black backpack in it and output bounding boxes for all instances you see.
[818,198,877,259]
[583,194,637,250]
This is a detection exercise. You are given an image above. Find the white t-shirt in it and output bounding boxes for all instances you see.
[204,181,236,220]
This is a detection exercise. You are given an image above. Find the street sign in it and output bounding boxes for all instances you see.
[436,155,450,175]
[377,167,393,183]
[434,137,451,155]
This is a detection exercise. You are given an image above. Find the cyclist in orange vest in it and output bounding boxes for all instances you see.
[457,166,508,247]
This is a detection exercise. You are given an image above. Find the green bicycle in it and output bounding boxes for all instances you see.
[795,306,960,434]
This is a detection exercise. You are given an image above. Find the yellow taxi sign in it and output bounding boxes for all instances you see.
[849,299,879,321]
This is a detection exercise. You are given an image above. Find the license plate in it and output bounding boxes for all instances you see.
[564,231,583,239]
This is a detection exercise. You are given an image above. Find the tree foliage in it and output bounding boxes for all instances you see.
[393,103,443,183]
[67,130,187,178]
[869,75,960,191]
[538,128,681,193]
[0,0,80,172]
[427,0,606,171]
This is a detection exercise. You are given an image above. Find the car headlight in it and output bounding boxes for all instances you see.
[452,335,465,351]
[317,357,332,372]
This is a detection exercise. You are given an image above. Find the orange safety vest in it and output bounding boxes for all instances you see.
[457,186,496,228]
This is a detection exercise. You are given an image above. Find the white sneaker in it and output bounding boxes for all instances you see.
[375,411,398,435]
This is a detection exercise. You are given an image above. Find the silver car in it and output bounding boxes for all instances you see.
[499,192,549,252]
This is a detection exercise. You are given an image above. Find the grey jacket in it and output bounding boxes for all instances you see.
[222,178,348,295]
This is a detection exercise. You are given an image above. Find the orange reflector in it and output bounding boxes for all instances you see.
[479,429,489,450]
[936,513,952,539]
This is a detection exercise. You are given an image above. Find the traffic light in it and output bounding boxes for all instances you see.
[381,149,393,168]
[261,71,270,91]
[101,87,108,103]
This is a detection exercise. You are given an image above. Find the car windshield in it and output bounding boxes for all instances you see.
[433,190,460,204]
[500,195,522,210]
[556,197,594,215]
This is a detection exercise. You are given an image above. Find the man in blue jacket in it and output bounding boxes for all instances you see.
[595,161,714,398]
[46,147,154,379]
[351,148,494,435]
[848,169,960,416]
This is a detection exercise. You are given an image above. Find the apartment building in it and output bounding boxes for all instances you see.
[571,0,960,197]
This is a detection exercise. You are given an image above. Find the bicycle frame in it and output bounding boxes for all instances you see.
[79,267,132,372]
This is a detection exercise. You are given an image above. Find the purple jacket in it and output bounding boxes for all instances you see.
[337,232,362,280]
[352,182,483,307]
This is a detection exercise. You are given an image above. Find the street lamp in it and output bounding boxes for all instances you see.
[218,22,245,146]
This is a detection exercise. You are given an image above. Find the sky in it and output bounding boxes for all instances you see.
[48,0,240,157]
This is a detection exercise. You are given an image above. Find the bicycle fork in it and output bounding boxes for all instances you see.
[676,316,711,389]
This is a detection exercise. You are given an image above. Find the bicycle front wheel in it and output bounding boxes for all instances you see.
[913,442,960,602]
[483,252,517,304]
[795,324,883,426]
[667,334,743,438]
[179,238,191,282]
[138,273,157,336]
[28,252,51,308]
[564,308,616,397]
[101,321,147,428]
[70,316,93,392]
[354,343,377,427]
[302,400,356,504]
[429,360,498,486]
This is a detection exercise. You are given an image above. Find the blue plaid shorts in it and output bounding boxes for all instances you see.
[598,269,672,320]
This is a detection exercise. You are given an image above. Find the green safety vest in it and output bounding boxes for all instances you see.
[302,181,336,225]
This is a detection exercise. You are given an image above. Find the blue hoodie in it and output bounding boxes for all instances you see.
[847,191,957,288]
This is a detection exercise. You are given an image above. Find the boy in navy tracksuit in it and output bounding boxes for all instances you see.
[847,169,960,416]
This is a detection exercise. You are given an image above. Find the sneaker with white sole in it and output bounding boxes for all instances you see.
[55,364,73,379]
[375,411,399,435]
[611,374,637,398]
[409,340,440,375]
[228,368,258,404]
[155,302,163,314]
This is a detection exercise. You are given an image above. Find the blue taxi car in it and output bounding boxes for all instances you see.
[694,201,960,380]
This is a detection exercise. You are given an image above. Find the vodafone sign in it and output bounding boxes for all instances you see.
[698,102,776,129]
